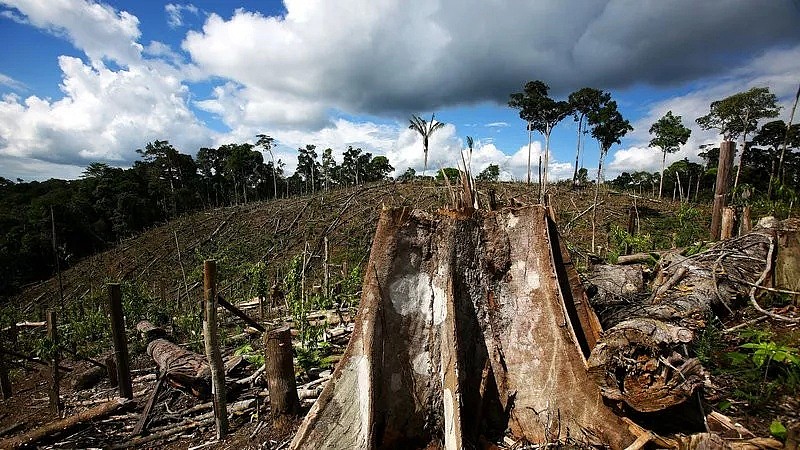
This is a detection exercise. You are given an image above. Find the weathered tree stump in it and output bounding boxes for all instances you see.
[264,326,299,418]
[290,207,635,449]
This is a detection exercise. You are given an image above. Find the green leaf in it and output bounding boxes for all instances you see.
[770,420,787,440]
[740,343,761,349]
[717,400,732,412]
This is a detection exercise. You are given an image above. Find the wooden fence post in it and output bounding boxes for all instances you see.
[108,283,133,399]
[47,310,61,414]
[711,141,735,240]
[264,326,300,418]
[203,260,228,439]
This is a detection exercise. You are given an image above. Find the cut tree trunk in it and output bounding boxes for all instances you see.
[264,326,300,418]
[136,320,211,398]
[290,206,635,449]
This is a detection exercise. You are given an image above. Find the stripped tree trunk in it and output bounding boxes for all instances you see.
[290,207,635,449]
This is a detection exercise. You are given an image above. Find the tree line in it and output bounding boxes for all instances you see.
[0,139,394,298]
[506,81,798,205]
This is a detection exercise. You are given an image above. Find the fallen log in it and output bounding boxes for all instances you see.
[0,398,130,449]
[136,320,211,398]
[587,318,705,413]
[616,252,659,265]
[586,221,800,414]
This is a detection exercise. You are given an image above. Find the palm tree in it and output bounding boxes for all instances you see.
[255,134,277,199]
[409,113,446,178]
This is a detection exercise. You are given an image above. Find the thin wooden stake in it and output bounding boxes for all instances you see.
[51,207,64,309]
[47,310,61,414]
[323,237,330,303]
[264,326,300,418]
[203,260,228,439]
[108,283,133,399]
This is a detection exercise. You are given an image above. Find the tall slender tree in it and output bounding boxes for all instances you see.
[696,87,780,190]
[409,114,446,178]
[649,111,691,199]
[568,88,611,185]
[255,134,278,199]
[588,99,633,251]
[509,80,571,198]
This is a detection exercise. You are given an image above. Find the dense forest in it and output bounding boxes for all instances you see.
[0,140,394,297]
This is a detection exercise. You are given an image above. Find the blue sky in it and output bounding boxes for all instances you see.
[1,0,799,181]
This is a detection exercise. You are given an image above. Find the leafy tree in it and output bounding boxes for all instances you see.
[436,167,460,182]
[397,167,416,183]
[364,155,394,182]
[220,143,262,204]
[136,140,183,216]
[753,120,800,198]
[477,164,500,182]
[649,111,691,199]
[321,148,337,191]
[575,167,589,186]
[255,134,278,199]
[297,144,320,193]
[588,100,633,185]
[509,80,571,193]
[587,99,632,251]
[696,87,780,189]
[568,88,610,185]
[630,171,655,195]
[465,136,474,174]
[408,114,446,178]
[340,146,363,185]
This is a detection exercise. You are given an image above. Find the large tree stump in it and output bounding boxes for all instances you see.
[264,326,299,418]
[136,320,211,398]
[289,207,635,449]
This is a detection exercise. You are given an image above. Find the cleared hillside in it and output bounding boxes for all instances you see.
[8,181,703,318]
